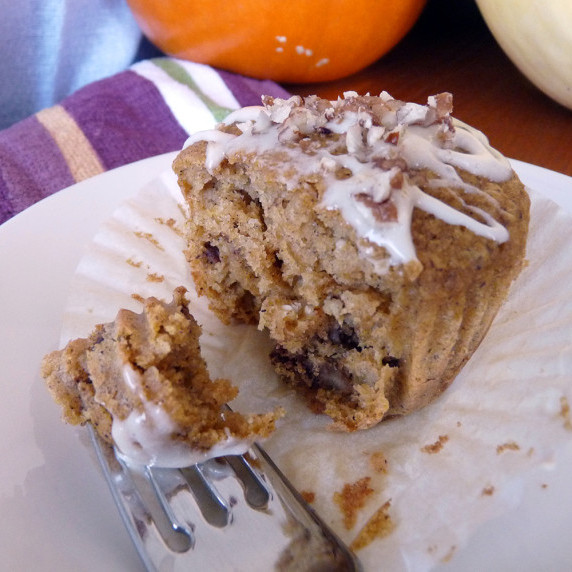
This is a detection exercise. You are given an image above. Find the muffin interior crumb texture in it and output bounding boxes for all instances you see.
[41,287,283,466]
[173,91,530,431]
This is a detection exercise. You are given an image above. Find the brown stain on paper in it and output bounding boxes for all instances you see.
[126,257,143,268]
[146,272,165,283]
[350,500,395,551]
[333,477,374,530]
[421,434,449,454]
[496,441,520,454]
[300,491,315,504]
[134,231,165,251]
[560,396,572,430]
[369,451,388,474]
[154,216,184,238]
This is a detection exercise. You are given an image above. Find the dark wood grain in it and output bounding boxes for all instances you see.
[286,0,572,177]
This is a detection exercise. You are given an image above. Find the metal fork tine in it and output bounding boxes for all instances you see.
[90,426,169,570]
[144,466,195,551]
[224,454,270,509]
[89,424,362,571]
[90,426,194,555]
[179,464,232,528]
[125,463,194,553]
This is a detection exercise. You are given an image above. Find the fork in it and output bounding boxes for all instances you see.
[89,425,362,571]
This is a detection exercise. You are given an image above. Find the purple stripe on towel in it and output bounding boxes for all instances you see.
[0,62,292,225]
[0,116,74,225]
[62,70,188,171]
[218,69,291,107]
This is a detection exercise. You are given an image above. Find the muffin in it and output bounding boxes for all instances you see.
[41,287,283,466]
[173,92,530,431]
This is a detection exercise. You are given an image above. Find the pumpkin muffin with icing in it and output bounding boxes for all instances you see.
[173,92,530,431]
[41,287,283,466]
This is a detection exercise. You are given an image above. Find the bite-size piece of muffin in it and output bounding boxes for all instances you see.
[41,287,283,466]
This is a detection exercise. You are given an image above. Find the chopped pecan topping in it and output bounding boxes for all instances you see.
[372,156,408,171]
[355,194,398,223]
[385,130,400,145]
[433,92,453,119]
[390,171,404,189]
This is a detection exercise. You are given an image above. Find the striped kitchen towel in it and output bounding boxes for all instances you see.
[0,57,290,225]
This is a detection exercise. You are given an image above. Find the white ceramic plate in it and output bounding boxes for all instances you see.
[0,153,570,571]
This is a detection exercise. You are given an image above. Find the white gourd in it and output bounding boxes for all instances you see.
[476,0,572,109]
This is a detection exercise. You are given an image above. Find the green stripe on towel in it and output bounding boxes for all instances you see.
[152,58,233,122]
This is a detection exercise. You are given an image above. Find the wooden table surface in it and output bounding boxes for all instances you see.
[286,0,572,178]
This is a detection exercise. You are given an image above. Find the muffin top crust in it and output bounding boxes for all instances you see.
[183,92,515,272]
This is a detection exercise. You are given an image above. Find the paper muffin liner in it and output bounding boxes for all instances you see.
[60,168,572,571]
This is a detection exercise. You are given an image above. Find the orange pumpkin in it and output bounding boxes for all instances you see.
[126,0,427,83]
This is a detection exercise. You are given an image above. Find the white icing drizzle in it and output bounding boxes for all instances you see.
[110,365,250,468]
[183,92,514,268]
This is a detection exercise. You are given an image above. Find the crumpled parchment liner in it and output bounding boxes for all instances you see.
[61,169,572,571]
